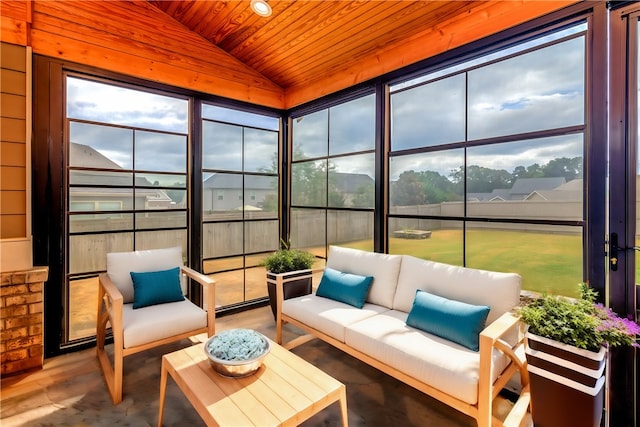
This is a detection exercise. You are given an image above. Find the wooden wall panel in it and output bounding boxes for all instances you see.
[0,42,27,241]
[1,69,27,96]
[1,118,25,143]
[285,0,576,107]
[30,1,284,108]
[0,215,26,239]
[0,166,26,191]
[0,42,27,71]
[1,191,26,215]
[1,141,26,166]
[0,93,26,119]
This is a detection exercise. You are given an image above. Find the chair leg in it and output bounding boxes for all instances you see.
[96,306,124,404]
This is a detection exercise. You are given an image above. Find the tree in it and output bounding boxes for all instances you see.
[391,171,428,206]
[542,157,583,181]
[290,159,346,207]
[420,170,459,203]
[352,184,374,208]
[450,165,512,193]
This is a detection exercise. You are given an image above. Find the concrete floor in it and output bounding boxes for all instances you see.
[0,306,525,427]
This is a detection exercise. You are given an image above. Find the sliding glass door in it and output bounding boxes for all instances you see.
[609,5,640,426]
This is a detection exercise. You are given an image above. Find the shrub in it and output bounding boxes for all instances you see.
[261,246,315,274]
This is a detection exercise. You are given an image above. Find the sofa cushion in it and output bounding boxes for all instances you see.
[122,299,206,348]
[282,294,389,343]
[344,310,510,405]
[130,267,185,309]
[316,267,373,308]
[406,290,490,351]
[393,255,521,325]
[107,246,184,304]
[326,246,402,308]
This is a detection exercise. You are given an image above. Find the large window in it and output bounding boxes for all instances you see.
[66,76,189,342]
[290,94,376,258]
[389,24,586,297]
[201,105,280,307]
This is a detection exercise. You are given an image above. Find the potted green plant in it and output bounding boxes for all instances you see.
[517,283,640,427]
[261,241,317,320]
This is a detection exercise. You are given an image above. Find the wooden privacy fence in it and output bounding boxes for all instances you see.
[69,200,584,273]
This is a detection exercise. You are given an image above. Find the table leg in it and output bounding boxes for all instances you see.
[158,356,168,427]
[339,385,348,427]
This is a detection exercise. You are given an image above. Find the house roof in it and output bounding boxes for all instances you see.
[468,177,577,201]
[509,177,566,196]
[70,143,122,170]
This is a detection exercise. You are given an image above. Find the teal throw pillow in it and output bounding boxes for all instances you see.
[406,289,490,351]
[130,267,184,309]
[315,267,373,308]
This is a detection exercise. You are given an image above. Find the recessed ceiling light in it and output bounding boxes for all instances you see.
[251,0,272,17]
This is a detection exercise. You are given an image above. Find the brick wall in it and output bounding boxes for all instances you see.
[1,267,48,376]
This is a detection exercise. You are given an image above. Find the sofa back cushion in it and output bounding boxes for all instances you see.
[326,246,402,308]
[107,246,184,304]
[393,255,521,325]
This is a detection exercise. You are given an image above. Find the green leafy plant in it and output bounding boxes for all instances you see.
[517,283,640,352]
[261,241,316,274]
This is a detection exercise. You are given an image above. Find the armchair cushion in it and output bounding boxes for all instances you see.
[122,299,207,348]
[406,290,490,351]
[131,267,184,309]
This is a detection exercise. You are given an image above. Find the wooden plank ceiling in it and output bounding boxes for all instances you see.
[148,0,481,92]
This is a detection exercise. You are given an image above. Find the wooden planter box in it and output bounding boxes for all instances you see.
[266,270,313,320]
[525,332,606,427]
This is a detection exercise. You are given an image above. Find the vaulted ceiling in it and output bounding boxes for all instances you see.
[1,0,576,108]
[145,0,577,107]
[148,0,480,91]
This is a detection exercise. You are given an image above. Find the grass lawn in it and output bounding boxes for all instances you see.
[345,228,583,298]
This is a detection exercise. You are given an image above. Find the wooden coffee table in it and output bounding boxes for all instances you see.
[158,337,348,426]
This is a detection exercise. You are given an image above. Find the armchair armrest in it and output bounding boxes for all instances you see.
[97,273,124,346]
[98,272,124,304]
[477,311,528,427]
[480,311,521,343]
[180,265,216,337]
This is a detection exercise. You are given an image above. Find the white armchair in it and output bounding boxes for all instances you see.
[96,246,215,404]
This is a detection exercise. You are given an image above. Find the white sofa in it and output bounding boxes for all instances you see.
[275,246,530,427]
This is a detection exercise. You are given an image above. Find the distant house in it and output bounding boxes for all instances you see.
[69,143,175,213]
[525,178,583,201]
[331,172,374,207]
[468,188,511,202]
[202,173,275,211]
[509,177,566,200]
[468,177,572,201]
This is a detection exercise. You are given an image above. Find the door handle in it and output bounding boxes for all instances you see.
[610,232,619,271]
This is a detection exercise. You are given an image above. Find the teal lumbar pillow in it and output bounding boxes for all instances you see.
[130,266,185,309]
[406,289,490,351]
[315,267,373,308]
